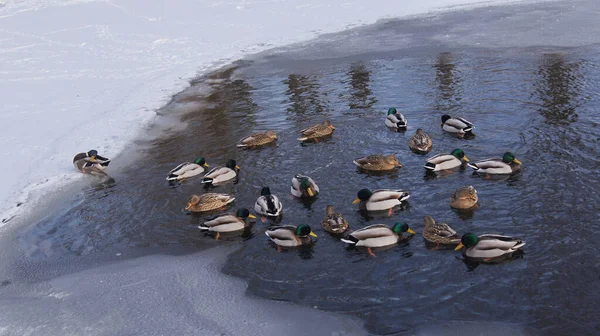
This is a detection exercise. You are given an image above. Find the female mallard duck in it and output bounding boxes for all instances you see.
[352,188,410,212]
[201,159,240,185]
[185,193,235,212]
[455,233,526,261]
[408,128,433,154]
[353,154,402,172]
[236,130,278,148]
[321,205,349,234]
[384,107,407,130]
[450,186,479,210]
[441,114,474,137]
[341,222,415,256]
[198,208,256,239]
[424,149,469,171]
[73,149,111,177]
[291,174,319,198]
[254,187,283,217]
[422,215,460,247]
[167,157,209,181]
[297,120,335,142]
[468,152,522,174]
[265,224,317,247]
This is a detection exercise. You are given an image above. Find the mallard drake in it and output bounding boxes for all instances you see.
[384,108,407,130]
[291,174,319,198]
[424,149,469,171]
[422,215,460,246]
[468,152,522,174]
[450,186,479,210]
[73,150,111,177]
[441,115,474,137]
[265,224,317,247]
[254,187,283,217]
[353,154,402,172]
[341,222,415,256]
[352,188,410,211]
[198,208,256,239]
[201,159,240,185]
[408,128,433,154]
[236,130,278,148]
[321,205,349,234]
[185,193,235,212]
[455,233,526,260]
[297,120,335,142]
[167,157,209,181]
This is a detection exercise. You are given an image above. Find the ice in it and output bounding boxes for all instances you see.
[0,0,554,226]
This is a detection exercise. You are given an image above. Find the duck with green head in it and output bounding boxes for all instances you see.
[291,174,319,198]
[424,149,469,171]
[201,159,240,185]
[385,108,407,130]
[265,224,317,247]
[254,187,283,217]
[455,233,525,261]
[167,157,209,181]
[468,152,522,174]
[73,149,111,177]
[353,188,410,212]
[341,222,416,256]
[198,208,256,240]
[441,114,474,137]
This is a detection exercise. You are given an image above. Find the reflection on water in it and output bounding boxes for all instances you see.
[535,53,582,125]
[434,52,462,113]
[347,62,377,110]
[17,46,600,335]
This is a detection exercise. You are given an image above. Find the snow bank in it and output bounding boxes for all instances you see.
[0,0,547,225]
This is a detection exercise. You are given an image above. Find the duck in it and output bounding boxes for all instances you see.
[341,222,416,256]
[73,149,111,177]
[468,152,522,174]
[236,130,278,148]
[450,186,479,210]
[166,157,209,181]
[291,174,319,198]
[424,149,469,171]
[352,188,410,212]
[353,154,402,172]
[297,120,335,142]
[265,224,317,247]
[254,187,283,217]
[185,193,235,212]
[422,216,460,246]
[198,208,256,239]
[441,115,474,137]
[384,107,407,130]
[408,128,433,154]
[321,205,349,234]
[455,233,526,260]
[201,159,240,185]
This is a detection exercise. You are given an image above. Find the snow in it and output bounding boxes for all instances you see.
[0,0,550,225]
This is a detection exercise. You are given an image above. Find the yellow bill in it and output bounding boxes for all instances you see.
[248,214,256,219]
[463,156,470,162]
[352,198,360,204]
[513,158,522,165]
[236,165,241,170]
[307,188,314,197]
[407,228,416,235]
[89,156,96,162]
[309,231,318,237]
[455,242,464,250]
[204,163,209,167]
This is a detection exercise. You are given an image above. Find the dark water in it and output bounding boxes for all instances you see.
[7,1,600,335]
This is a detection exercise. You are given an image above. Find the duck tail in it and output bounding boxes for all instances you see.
[513,240,526,250]
[400,192,410,202]
[396,120,406,128]
[166,174,179,181]
[424,162,436,170]
[340,235,358,245]
[198,225,209,231]
[201,177,214,184]
[467,163,479,170]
